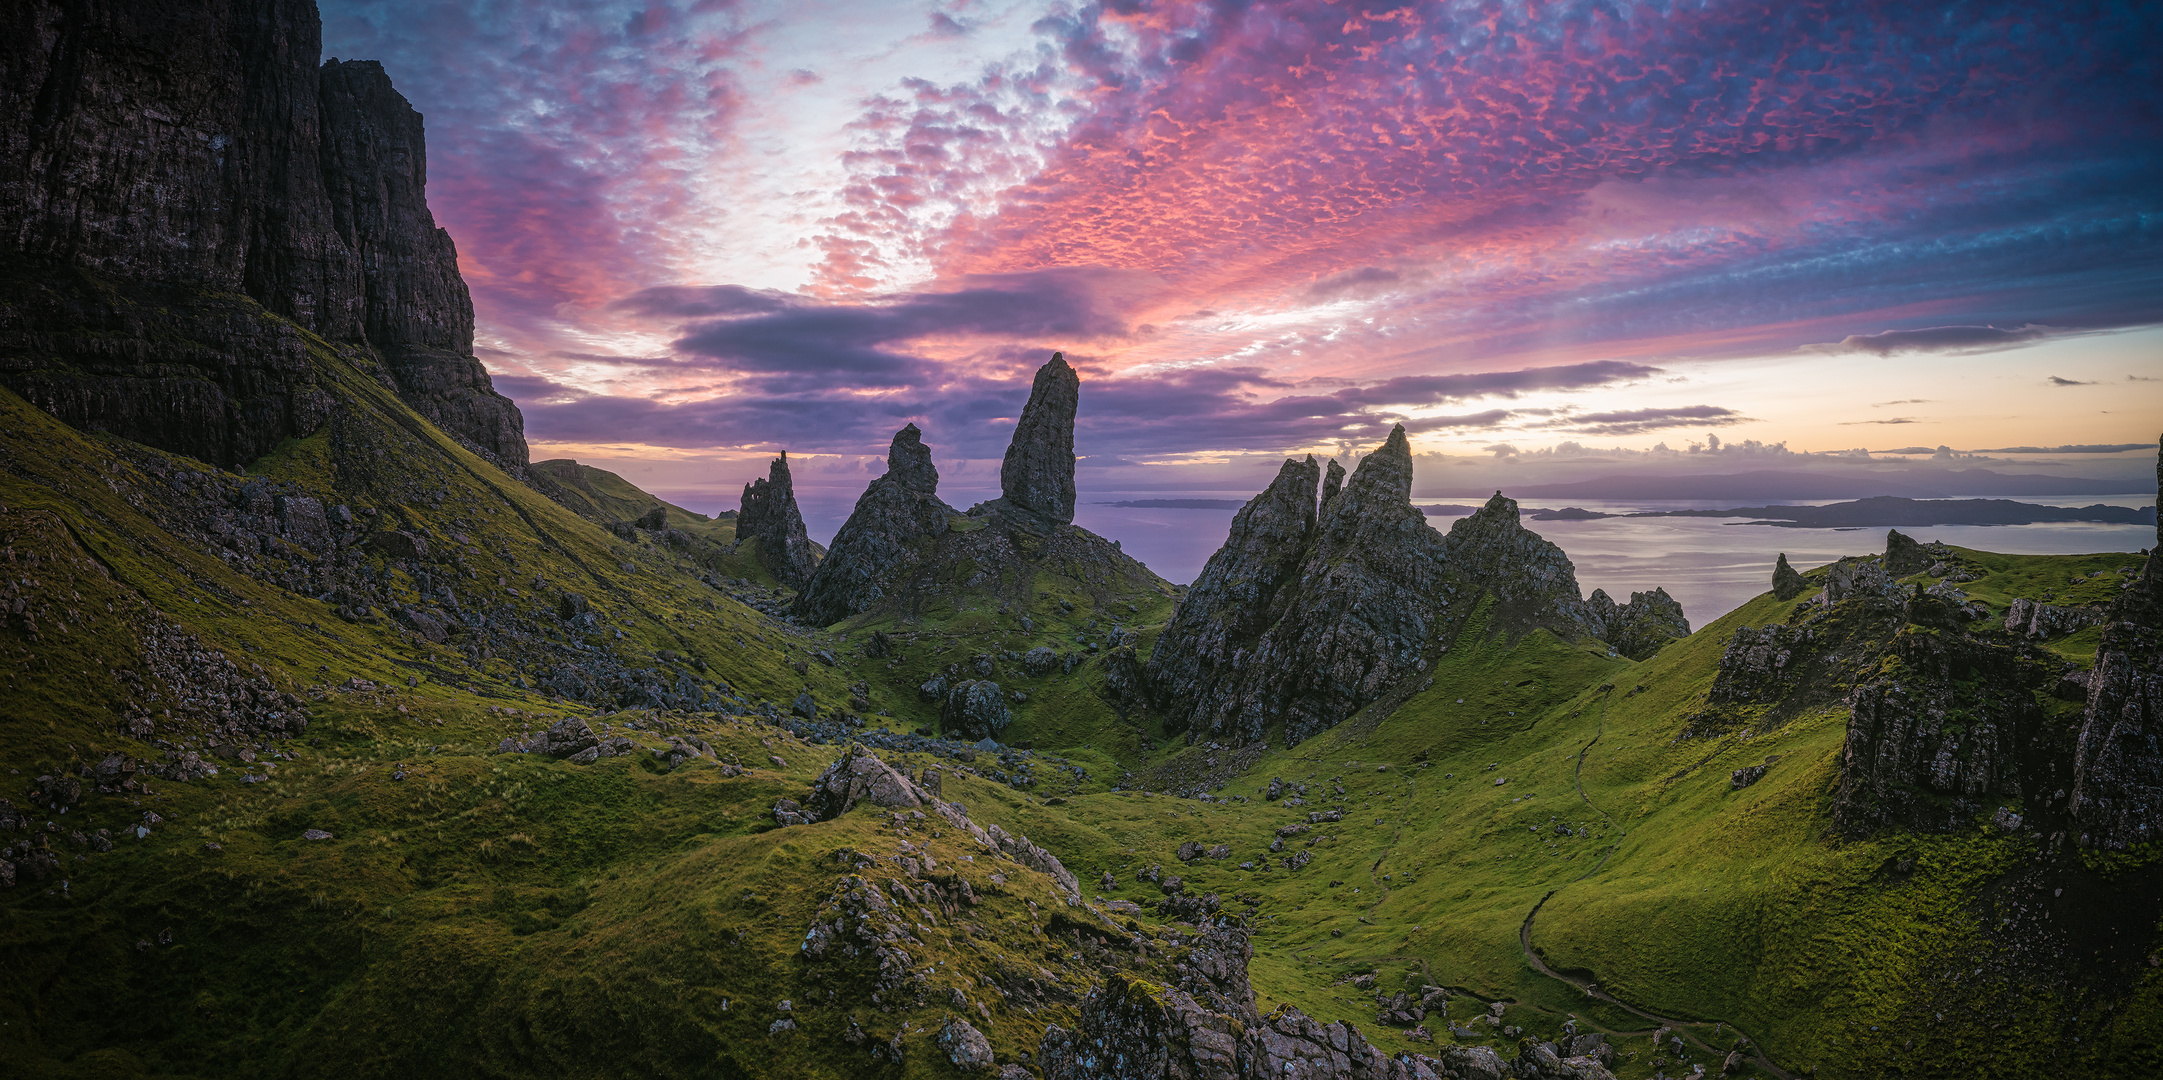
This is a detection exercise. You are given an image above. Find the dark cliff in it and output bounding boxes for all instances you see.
[0,0,525,468]
[1147,427,1671,746]
[737,452,816,590]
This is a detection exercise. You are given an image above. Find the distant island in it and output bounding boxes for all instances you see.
[1420,495,2156,528]
[1098,498,1250,509]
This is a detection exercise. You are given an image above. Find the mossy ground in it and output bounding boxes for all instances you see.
[3,303,2157,1078]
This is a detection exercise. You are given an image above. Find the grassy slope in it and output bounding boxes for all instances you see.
[0,306,1093,1077]
[527,458,718,529]
[5,303,2157,1080]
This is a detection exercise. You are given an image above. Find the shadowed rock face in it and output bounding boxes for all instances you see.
[793,424,955,625]
[996,352,1079,526]
[0,0,525,467]
[737,453,816,589]
[315,58,525,465]
[1147,426,1654,747]
[2070,435,2163,848]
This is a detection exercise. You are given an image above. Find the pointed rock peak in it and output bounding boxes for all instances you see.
[886,423,938,489]
[739,450,815,589]
[1261,455,1322,500]
[1341,427,1416,504]
[1000,353,1080,523]
[1379,423,1411,457]
[1321,458,1345,508]
[1773,552,1807,600]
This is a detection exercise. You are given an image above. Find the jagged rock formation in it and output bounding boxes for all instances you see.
[793,358,1170,631]
[1772,552,1808,600]
[1037,925,1611,1080]
[0,0,525,467]
[1586,587,1690,660]
[777,743,1080,899]
[1831,631,2065,835]
[994,352,1079,526]
[2069,435,2163,848]
[737,452,817,589]
[1884,528,1931,576]
[1147,428,1682,746]
[793,424,956,624]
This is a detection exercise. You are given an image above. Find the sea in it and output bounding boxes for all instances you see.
[1067,492,2157,630]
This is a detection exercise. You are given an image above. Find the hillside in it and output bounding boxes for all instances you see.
[3,3,2159,1078]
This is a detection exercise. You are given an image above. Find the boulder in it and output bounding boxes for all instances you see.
[936,1017,997,1072]
[1884,528,1931,576]
[942,680,1012,740]
[803,744,934,820]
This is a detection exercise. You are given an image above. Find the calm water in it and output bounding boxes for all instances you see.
[1070,492,2156,630]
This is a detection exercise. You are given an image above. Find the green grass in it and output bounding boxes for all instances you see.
[3,288,2158,1078]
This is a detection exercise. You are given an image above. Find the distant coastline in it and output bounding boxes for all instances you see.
[1415,494,2156,528]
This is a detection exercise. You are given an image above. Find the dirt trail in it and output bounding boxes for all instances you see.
[1519,688,1798,1080]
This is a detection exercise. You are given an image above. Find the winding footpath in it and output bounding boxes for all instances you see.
[1518,688,1799,1080]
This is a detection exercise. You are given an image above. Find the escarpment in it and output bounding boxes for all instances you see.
[0,0,525,468]
[737,452,817,589]
[1146,425,1688,746]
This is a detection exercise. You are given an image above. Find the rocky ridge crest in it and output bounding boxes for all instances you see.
[1146,426,1688,746]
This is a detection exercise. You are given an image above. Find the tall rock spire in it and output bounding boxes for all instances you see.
[793,424,957,625]
[999,352,1080,525]
[737,452,816,590]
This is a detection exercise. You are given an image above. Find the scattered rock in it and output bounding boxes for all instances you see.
[936,1017,997,1072]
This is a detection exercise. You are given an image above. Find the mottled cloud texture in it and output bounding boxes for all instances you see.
[320,0,2163,465]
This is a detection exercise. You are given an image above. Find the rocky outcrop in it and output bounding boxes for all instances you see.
[1147,427,1666,746]
[2069,435,2163,849]
[2003,598,2105,640]
[0,0,525,468]
[803,744,934,820]
[793,362,1171,628]
[793,424,955,624]
[940,680,1012,740]
[1586,587,1690,660]
[1884,528,1932,576]
[1772,553,1808,601]
[1037,926,1612,1080]
[1145,456,1324,741]
[994,352,1079,526]
[1831,632,2065,836]
[737,452,816,589]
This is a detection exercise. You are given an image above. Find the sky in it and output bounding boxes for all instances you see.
[319,0,2163,526]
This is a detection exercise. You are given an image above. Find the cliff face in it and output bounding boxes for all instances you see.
[1146,428,1662,747]
[736,452,816,590]
[0,0,525,468]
